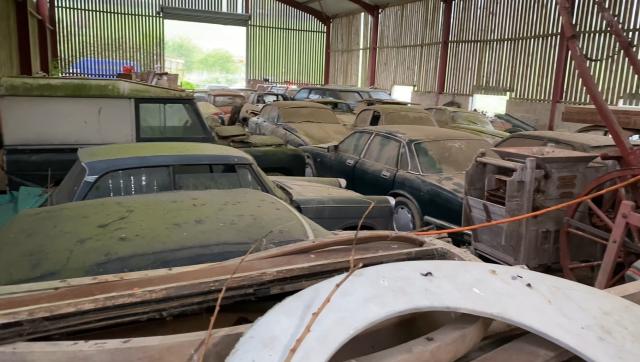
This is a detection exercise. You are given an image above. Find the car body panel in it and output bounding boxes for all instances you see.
[0,189,330,286]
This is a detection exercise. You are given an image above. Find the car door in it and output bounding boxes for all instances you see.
[351,134,402,195]
[327,131,373,185]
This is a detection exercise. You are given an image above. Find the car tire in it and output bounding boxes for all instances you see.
[305,157,317,177]
[393,197,422,232]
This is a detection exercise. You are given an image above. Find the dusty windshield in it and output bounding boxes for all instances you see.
[385,112,436,126]
[368,90,391,100]
[336,91,363,103]
[452,111,495,129]
[414,139,492,174]
[280,108,340,124]
[212,95,244,107]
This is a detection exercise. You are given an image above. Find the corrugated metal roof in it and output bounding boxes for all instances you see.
[292,1,407,18]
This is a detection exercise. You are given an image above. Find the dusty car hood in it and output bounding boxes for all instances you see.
[420,172,466,197]
[0,189,330,285]
[214,125,285,147]
[271,178,360,199]
[447,124,508,144]
[283,123,351,145]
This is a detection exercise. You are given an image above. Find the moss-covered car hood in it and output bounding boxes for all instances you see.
[0,189,329,285]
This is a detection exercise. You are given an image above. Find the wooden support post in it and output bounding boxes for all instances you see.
[436,0,453,95]
[368,9,379,87]
[324,21,331,85]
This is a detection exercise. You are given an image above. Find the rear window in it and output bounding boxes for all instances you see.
[368,91,391,100]
[212,96,244,107]
[337,91,363,102]
[280,108,340,124]
[85,164,263,200]
[384,112,436,126]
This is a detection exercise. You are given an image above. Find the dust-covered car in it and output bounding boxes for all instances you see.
[207,90,246,125]
[425,106,509,143]
[247,101,351,147]
[50,142,394,231]
[302,125,494,235]
[293,86,392,107]
[353,105,437,128]
[0,189,332,285]
[238,91,290,125]
[494,130,624,154]
[307,98,356,126]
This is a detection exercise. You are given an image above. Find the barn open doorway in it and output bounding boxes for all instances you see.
[164,19,246,89]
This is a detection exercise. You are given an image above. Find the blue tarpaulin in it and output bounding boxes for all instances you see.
[67,58,141,78]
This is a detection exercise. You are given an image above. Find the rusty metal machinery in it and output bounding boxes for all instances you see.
[463,147,612,269]
[555,0,640,288]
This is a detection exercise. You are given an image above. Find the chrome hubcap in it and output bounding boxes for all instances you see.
[393,205,415,231]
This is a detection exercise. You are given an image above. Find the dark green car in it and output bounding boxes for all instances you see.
[302,125,493,233]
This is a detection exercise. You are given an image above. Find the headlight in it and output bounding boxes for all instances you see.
[337,178,347,188]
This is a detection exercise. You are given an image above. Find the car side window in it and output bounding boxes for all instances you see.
[363,135,401,168]
[295,89,310,100]
[338,132,372,157]
[370,111,382,126]
[138,102,206,138]
[355,110,374,127]
[309,90,324,99]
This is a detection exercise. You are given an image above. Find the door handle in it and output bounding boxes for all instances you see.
[381,170,391,179]
[346,159,355,166]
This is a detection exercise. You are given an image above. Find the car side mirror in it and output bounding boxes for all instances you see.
[327,144,338,153]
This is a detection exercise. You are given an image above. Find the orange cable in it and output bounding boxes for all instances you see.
[414,174,640,237]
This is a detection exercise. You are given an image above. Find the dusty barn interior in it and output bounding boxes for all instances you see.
[1,0,640,360]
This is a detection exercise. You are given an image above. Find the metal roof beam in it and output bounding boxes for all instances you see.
[274,0,330,26]
[347,0,378,16]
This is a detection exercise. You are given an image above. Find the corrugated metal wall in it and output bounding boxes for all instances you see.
[447,0,560,100]
[329,13,370,87]
[377,0,442,92]
[56,0,325,84]
[247,0,326,85]
[565,0,640,104]
[331,0,640,105]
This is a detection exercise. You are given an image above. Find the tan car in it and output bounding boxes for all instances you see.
[238,91,289,125]
[307,98,356,127]
[207,90,246,125]
[353,105,437,128]
[425,106,509,143]
[247,101,351,147]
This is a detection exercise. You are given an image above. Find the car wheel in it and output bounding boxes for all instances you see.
[305,158,317,177]
[393,197,422,232]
